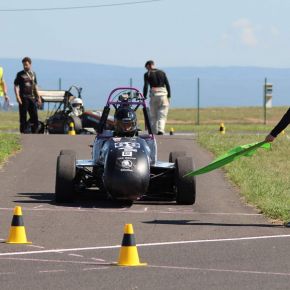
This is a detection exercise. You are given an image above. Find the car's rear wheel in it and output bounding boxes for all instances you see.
[175,157,196,205]
[169,151,186,163]
[55,153,76,203]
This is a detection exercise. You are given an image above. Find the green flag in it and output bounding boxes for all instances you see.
[184,141,271,177]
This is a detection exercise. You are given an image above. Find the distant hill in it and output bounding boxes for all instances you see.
[0,58,289,109]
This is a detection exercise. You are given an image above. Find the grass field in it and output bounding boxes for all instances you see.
[164,106,288,133]
[0,107,289,223]
[0,133,20,165]
[197,132,290,223]
[0,106,288,132]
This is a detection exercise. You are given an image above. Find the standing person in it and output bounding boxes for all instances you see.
[0,66,9,110]
[265,107,290,142]
[143,60,171,135]
[14,57,42,133]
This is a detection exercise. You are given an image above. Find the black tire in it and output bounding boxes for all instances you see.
[37,121,45,134]
[55,153,76,203]
[169,151,186,163]
[175,157,196,205]
[60,149,76,156]
[64,115,83,134]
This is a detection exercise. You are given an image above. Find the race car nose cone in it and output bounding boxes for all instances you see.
[103,138,150,201]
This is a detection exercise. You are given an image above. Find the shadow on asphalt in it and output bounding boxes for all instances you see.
[15,192,179,208]
[15,192,133,209]
[143,219,284,228]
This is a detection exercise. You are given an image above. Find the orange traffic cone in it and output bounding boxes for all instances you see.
[6,206,32,244]
[116,224,147,266]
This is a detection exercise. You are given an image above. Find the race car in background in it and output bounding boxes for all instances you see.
[37,85,114,134]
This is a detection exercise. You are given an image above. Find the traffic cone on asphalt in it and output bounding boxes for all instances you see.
[68,122,76,135]
[6,206,32,244]
[116,224,147,266]
[219,122,226,134]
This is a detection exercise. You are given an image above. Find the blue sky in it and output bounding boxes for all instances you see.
[1,0,290,67]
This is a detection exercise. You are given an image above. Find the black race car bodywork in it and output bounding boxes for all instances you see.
[38,86,114,134]
[55,87,196,204]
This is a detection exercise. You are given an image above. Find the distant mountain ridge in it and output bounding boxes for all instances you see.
[0,58,289,108]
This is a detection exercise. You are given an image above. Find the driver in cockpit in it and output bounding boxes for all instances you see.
[114,107,138,137]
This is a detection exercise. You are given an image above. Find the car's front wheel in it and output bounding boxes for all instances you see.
[169,151,186,163]
[175,157,196,205]
[55,152,76,203]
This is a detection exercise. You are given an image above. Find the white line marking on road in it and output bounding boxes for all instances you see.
[82,267,108,271]
[39,269,66,273]
[0,246,119,256]
[0,257,106,265]
[69,254,83,258]
[91,258,106,262]
[0,272,15,276]
[0,206,262,216]
[27,245,45,249]
[150,265,290,277]
[144,207,148,212]
[33,205,43,209]
[0,234,290,257]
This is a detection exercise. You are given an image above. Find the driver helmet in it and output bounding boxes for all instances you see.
[114,107,137,137]
[70,97,84,116]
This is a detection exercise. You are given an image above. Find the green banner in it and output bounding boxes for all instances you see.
[184,141,271,177]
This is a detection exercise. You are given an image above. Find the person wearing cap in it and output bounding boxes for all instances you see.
[143,60,171,135]
[14,57,42,133]
[0,66,9,110]
[265,107,290,142]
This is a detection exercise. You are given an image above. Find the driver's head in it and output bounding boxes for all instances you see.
[114,107,137,137]
[70,97,84,116]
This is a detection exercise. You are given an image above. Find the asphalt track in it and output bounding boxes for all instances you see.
[0,135,289,290]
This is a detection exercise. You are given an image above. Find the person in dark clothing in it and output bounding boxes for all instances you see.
[14,57,42,133]
[265,107,290,142]
[143,60,171,135]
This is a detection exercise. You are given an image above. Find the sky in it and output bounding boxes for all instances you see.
[1,0,290,68]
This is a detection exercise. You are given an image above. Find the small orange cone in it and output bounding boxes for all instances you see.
[116,224,147,266]
[6,206,32,244]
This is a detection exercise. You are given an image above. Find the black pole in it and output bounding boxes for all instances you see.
[264,77,267,125]
[58,78,62,90]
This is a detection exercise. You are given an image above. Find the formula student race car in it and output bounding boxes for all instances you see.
[37,85,114,134]
[55,87,196,204]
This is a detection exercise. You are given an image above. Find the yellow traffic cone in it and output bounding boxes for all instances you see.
[116,224,147,266]
[219,122,225,134]
[170,127,175,135]
[68,122,76,135]
[6,206,32,244]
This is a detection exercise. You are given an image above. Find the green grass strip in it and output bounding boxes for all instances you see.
[197,133,290,223]
[0,134,21,165]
